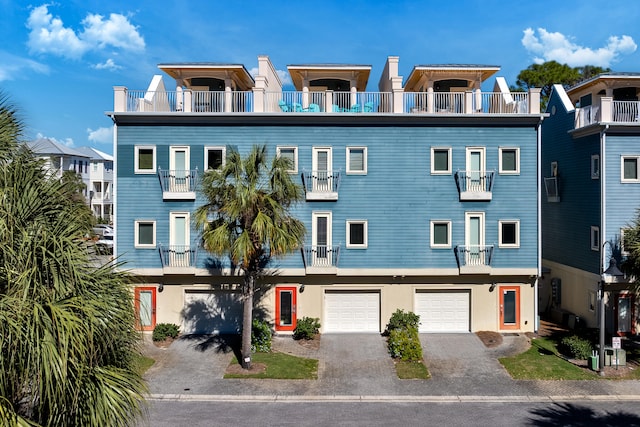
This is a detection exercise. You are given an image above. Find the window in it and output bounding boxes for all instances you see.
[588,290,596,312]
[621,228,631,257]
[622,156,640,182]
[591,154,600,179]
[431,147,451,174]
[499,220,520,248]
[277,146,298,173]
[346,220,368,248]
[499,147,520,174]
[92,162,98,172]
[430,220,451,248]
[204,146,225,170]
[135,146,156,173]
[346,147,367,174]
[135,221,156,248]
[591,226,600,251]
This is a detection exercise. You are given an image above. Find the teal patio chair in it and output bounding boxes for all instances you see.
[278,100,291,112]
[364,102,374,112]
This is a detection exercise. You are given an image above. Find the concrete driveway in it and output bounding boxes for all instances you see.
[142,331,533,397]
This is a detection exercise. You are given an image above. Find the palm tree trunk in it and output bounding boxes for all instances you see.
[241,274,254,369]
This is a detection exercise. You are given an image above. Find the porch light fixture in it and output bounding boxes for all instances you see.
[299,284,305,293]
[599,245,624,375]
[158,283,164,293]
[489,283,496,292]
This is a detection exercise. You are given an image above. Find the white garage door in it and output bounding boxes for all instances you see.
[182,291,243,335]
[415,291,470,333]
[324,291,380,333]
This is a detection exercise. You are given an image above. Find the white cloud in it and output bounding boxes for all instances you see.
[36,132,74,147]
[522,28,637,67]
[87,127,112,144]
[93,58,122,71]
[248,66,292,87]
[0,51,49,81]
[26,4,145,60]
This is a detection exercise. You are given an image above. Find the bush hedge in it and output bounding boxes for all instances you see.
[388,326,423,361]
[251,319,272,353]
[384,309,420,335]
[152,323,180,341]
[559,335,593,360]
[293,317,321,340]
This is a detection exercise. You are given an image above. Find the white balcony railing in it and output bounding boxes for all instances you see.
[455,170,495,201]
[301,170,340,200]
[575,99,640,129]
[301,245,340,268]
[265,91,392,113]
[612,101,640,123]
[115,88,538,115]
[455,245,494,268]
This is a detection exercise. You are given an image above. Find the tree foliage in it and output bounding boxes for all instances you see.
[0,92,147,426]
[195,145,305,369]
[621,209,640,291]
[515,61,610,109]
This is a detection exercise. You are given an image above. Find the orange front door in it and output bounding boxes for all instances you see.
[500,286,520,330]
[275,287,297,332]
[134,287,156,331]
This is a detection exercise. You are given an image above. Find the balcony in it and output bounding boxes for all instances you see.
[455,170,495,201]
[114,88,538,116]
[301,245,340,273]
[301,170,340,201]
[159,244,198,273]
[575,99,640,128]
[454,245,494,274]
[158,168,198,200]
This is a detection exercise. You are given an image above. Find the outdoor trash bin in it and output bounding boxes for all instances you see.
[589,355,598,370]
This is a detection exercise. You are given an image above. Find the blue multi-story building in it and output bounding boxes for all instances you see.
[542,74,640,334]
[108,56,544,335]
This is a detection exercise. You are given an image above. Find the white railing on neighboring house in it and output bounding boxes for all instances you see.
[612,101,640,123]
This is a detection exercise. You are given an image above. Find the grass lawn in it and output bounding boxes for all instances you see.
[224,351,318,379]
[394,360,430,379]
[500,337,597,380]
[134,354,155,376]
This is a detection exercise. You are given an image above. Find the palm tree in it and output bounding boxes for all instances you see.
[195,145,305,369]
[0,93,147,426]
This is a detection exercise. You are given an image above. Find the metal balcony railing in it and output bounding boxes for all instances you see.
[301,170,340,200]
[454,245,494,268]
[158,168,198,194]
[159,244,197,268]
[301,245,340,268]
[455,170,495,201]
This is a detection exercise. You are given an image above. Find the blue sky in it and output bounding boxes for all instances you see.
[1,1,639,154]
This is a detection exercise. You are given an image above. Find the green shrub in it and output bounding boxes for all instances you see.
[251,319,272,353]
[293,317,321,340]
[384,309,420,335]
[559,335,593,360]
[388,326,423,361]
[152,323,180,341]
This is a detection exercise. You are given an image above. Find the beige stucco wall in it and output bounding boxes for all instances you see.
[142,276,536,334]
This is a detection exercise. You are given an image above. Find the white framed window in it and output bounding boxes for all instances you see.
[621,156,640,182]
[591,226,600,251]
[135,145,156,174]
[430,220,451,248]
[346,220,368,248]
[204,146,225,170]
[135,220,156,248]
[588,290,596,312]
[431,147,451,174]
[499,147,520,174]
[591,154,600,179]
[346,147,367,174]
[499,220,520,248]
[621,227,631,257]
[277,146,298,173]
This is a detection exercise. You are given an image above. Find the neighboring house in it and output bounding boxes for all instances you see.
[26,137,91,201]
[108,56,544,335]
[76,146,114,222]
[541,74,640,334]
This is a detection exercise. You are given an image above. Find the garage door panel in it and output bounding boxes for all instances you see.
[183,291,243,335]
[324,292,380,333]
[415,291,470,333]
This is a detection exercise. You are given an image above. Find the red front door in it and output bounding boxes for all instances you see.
[134,287,157,331]
[499,286,520,330]
[275,287,297,332]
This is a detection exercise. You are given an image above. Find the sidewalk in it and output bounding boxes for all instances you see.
[142,332,640,401]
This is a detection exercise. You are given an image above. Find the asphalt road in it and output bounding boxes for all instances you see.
[137,398,640,427]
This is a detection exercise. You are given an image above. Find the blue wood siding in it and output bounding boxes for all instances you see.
[541,94,601,274]
[605,134,640,248]
[116,123,538,270]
